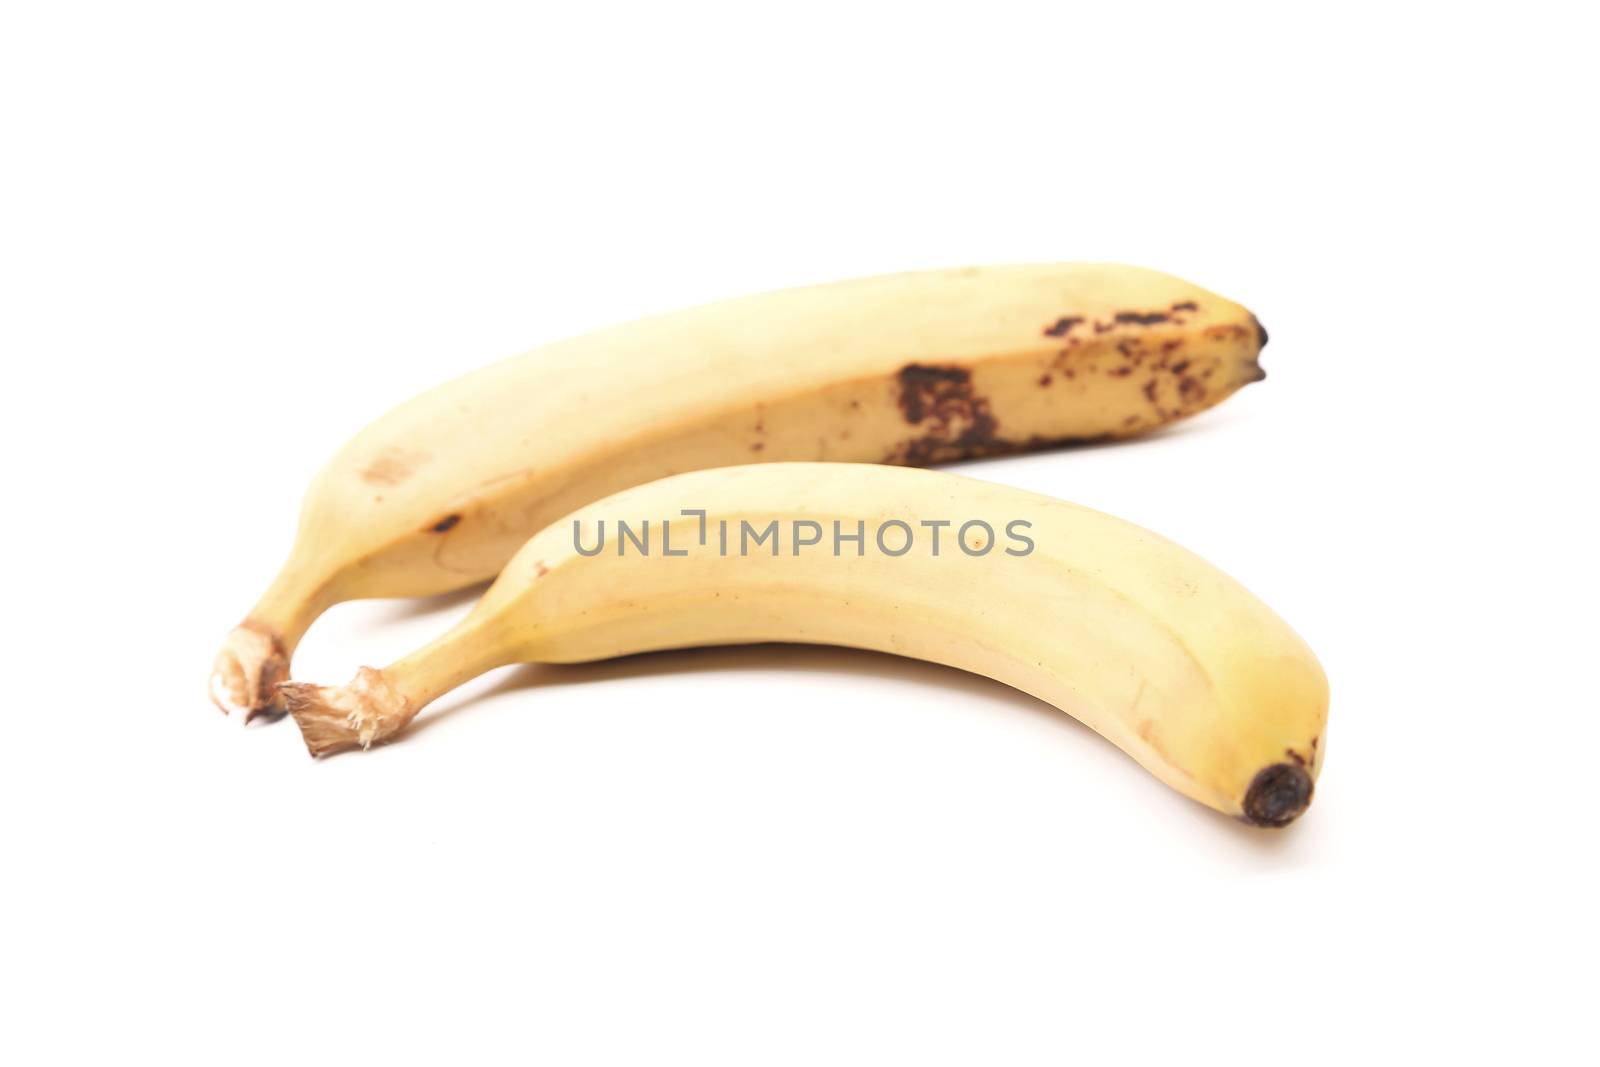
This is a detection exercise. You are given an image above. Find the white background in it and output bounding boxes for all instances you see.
[3,2,1596,1063]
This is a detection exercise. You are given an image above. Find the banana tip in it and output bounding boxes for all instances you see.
[280,668,411,758]
[279,683,360,757]
[1241,314,1269,384]
[210,624,288,718]
[1241,762,1313,827]
[1250,313,1269,352]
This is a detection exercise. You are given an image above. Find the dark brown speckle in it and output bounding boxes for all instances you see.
[1241,763,1313,827]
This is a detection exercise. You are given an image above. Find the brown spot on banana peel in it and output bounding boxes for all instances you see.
[428,513,462,534]
[887,365,1119,462]
[895,364,976,424]
[1085,301,1204,335]
[886,430,1110,465]
[1043,316,1083,337]
[891,364,1002,464]
[359,447,427,487]
[1114,310,1172,326]
[1241,762,1314,827]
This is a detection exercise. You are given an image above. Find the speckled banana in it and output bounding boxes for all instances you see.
[281,464,1325,826]
[214,264,1268,718]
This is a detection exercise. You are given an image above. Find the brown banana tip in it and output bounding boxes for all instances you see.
[210,625,288,718]
[1238,314,1269,384]
[1241,762,1313,827]
[278,682,359,758]
[1250,314,1268,352]
[242,702,284,726]
[279,668,412,759]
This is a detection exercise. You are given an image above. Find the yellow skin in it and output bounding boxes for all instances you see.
[281,464,1327,827]
[215,264,1268,717]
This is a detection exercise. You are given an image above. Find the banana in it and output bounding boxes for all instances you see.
[215,264,1268,718]
[279,464,1326,827]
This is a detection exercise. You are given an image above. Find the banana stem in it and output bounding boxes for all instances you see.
[387,627,515,716]
[280,619,516,757]
[246,560,345,660]
[209,558,342,718]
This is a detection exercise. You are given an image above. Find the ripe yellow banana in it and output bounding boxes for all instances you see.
[280,464,1326,826]
[215,264,1268,718]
